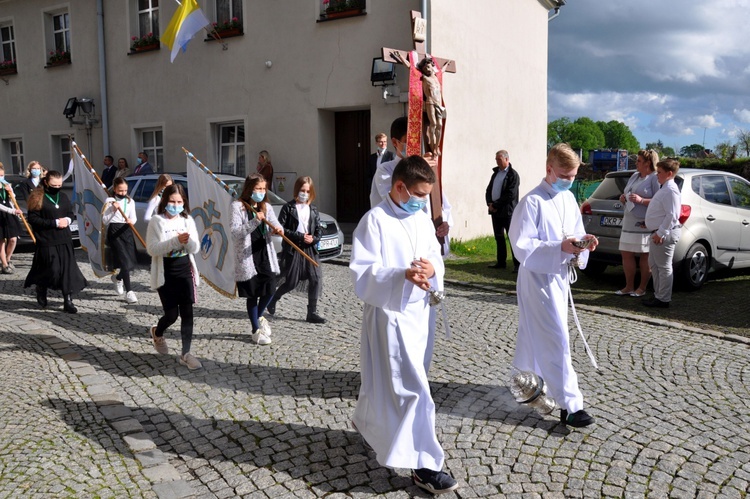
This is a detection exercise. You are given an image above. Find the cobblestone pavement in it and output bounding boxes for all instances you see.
[1,250,749,498]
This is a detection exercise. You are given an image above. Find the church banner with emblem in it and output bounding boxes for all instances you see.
[186,154,237,298]
[72,144,110,278]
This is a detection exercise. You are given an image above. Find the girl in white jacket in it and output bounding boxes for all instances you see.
[146,183,202,370]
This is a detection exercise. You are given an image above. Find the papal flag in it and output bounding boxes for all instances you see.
[71,144,110,278]
[186,154,237,298]
[162,0,210,63]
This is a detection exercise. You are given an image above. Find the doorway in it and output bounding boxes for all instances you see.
[334,110,370,223]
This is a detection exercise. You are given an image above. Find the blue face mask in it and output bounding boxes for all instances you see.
[399,187,428,214]
[165,204,184,216]
[550,171,574,192]
[137,157,143,165]
[31,169,41,178]
[251,191,265,203]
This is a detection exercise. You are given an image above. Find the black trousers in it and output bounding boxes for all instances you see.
[491,214,519,268]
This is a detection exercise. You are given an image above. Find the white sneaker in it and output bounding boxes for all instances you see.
[251,329,272,345]
[111,275,124,295]
[179,352,202,370]
[258,316,272,337]
[125,291,138,304]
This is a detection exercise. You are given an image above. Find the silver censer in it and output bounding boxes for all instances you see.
[509,370,557,415]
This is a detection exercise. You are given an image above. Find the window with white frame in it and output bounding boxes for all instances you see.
[57,136,74,183]
[9,139,24,175]
[137,0,160,38]
[140,129,163,172]
[215,0,243,25]
[52,12,70,53]
[0,23,16,66]
[218,123,245,176]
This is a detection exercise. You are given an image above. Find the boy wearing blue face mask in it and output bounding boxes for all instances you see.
[350,156,457,495]
[509,143,599,428]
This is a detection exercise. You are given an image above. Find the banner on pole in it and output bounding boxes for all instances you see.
[186,155,237,298]
[72,147,110,278]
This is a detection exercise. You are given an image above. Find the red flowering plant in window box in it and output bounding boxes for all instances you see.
[0,59,17,75]
[47,50,71,66]
[130,33,160,52]
[211,17,243,37]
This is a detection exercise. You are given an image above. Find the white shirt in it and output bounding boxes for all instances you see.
[295,203,310,233]
[645,179,681,238]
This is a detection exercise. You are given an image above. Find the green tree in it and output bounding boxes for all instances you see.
[596,120,640,152]
[566,117,605,153]
[661,146,676,157]
[736,129,750,157]
[680,144,704,157]
[646,140,675,158]
[547,117,572,149]
[715,141,738,161]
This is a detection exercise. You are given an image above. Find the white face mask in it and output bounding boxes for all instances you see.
[297,192,309,203]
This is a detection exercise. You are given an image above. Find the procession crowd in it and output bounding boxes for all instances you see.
[0,120,682,495]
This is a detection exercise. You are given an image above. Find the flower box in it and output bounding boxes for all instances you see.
[0,67,17,76]
[325,8,363,19]
[132,43,160,53]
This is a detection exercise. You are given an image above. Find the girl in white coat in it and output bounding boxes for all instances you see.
[146,183,202,370]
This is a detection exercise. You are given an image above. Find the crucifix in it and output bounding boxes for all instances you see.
[382,10,456,250]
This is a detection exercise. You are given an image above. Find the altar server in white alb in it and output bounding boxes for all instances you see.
[350,156,457,495]
[509,143,599,428]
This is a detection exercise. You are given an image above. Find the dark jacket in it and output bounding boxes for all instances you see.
[130,162,154,176]
[18,178,39,201]
[27,192,75,247]
[101,165,117,188]
[485,164,520,219]
[367,150,395,187]
[277,200,322,256]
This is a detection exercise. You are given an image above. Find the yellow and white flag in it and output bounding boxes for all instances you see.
[186,154,237,298]
[71,144,110,278]
[162,0,210,63]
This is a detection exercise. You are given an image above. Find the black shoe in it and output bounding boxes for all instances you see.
[36,286,48,308]
[642,297,669,308]
[412,468,458,495]
[306,312,326,324]
[488,263,506,269]
[63,294,77,314]
[560,409,595,428]
[266,300,276,316]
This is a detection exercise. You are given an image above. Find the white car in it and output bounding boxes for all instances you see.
[124,174,344,260]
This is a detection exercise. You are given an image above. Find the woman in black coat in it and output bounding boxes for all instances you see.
[23,170,87,313]
[267,176,325,323]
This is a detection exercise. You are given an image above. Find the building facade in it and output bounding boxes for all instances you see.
[0,0,561,239]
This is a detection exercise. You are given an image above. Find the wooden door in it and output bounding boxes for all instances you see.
[335,110,370,223]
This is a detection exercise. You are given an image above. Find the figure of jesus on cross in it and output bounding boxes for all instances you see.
[382,10,456,248]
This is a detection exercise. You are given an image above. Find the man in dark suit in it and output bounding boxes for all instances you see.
[130,151,154,176]
[485,149,520,271]
[367,132,395,192]
[100,155,116,188]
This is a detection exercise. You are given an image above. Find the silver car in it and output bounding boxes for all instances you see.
[580,168,750,289]
[124,174,344,260]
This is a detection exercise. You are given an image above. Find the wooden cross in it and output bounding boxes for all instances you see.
[382,10,456,250]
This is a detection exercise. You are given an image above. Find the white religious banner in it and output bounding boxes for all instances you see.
[71,143,110,278]
[185,152,237,298]
[273,171,296,197]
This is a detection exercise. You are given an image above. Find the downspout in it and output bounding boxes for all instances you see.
[548,0,565,22]
[421,0,428,52]
[96,0,110,155]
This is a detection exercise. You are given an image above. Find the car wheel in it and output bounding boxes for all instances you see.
[581,260,607,276]
[679,242,709,290]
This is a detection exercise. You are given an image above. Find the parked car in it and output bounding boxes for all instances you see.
[7,174,80,250]
[580,168,750,289]
[124,173,344,260]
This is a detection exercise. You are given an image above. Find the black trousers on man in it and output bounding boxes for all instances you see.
[491,214,519,269]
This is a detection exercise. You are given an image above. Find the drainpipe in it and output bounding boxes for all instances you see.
[96,0,110,155]
[421,0,428,52]
[548,0,565,22]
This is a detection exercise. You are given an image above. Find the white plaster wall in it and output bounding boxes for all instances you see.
[430,0,550,242]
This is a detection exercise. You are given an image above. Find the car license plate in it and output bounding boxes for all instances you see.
[600,216,622,227]
[69,222,79,232]
[317,238,339,251]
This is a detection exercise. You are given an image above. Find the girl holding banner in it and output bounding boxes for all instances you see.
[0,163,23,274]
[267,176,325,324]
[230,173,283,346]
[24,170,88,313]
[102,178,139,303]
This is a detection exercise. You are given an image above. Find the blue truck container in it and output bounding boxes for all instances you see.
[589,149,628,172]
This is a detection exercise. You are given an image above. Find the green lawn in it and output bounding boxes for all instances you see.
[446,236,750,338]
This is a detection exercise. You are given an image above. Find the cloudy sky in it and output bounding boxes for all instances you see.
[547,0,750,152]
